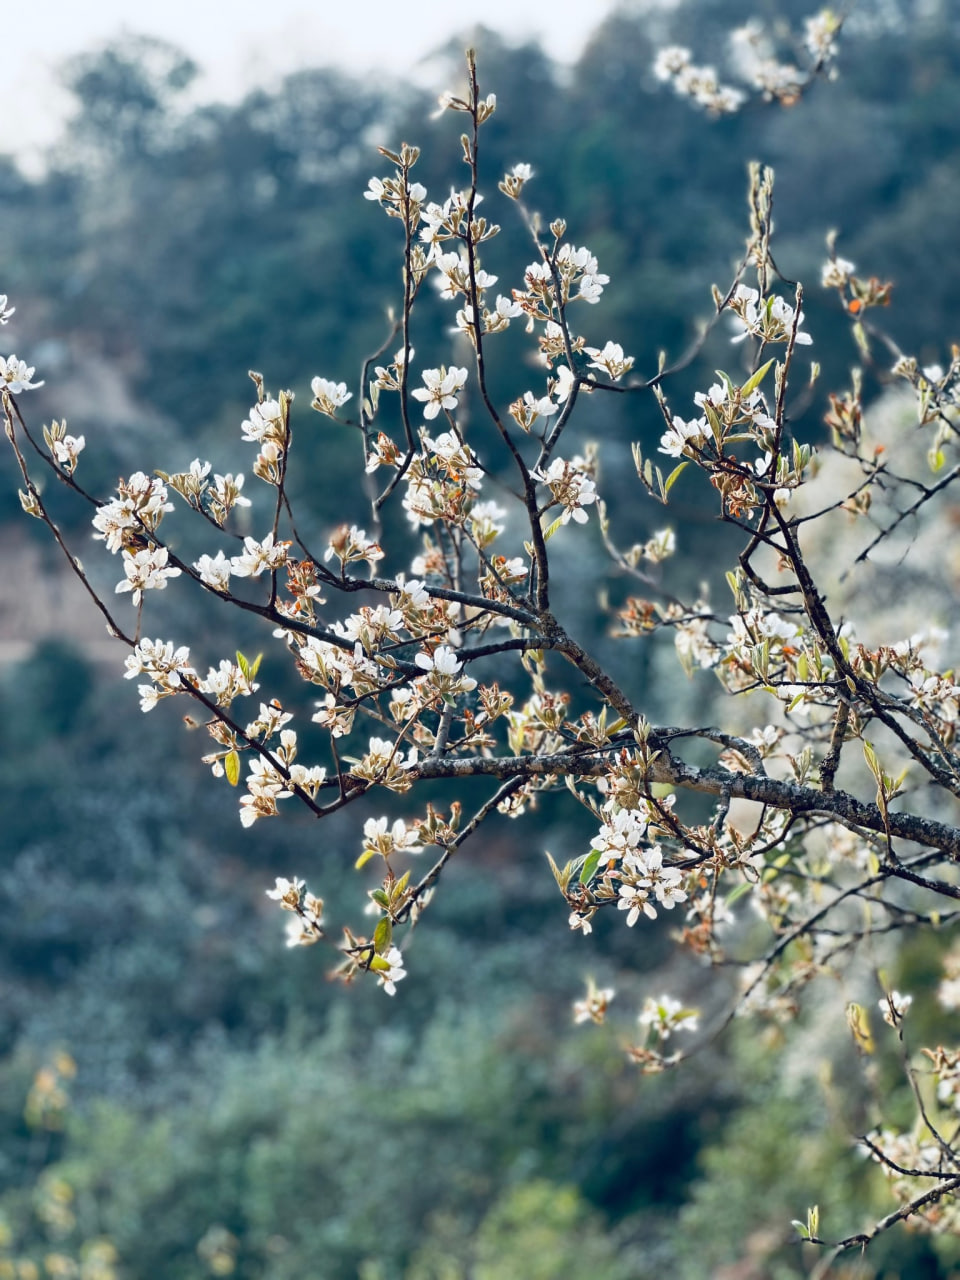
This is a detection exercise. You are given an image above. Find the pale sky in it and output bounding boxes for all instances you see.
[10,0,629,168]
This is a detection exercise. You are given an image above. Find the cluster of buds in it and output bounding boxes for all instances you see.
[348,736,417,793]
[419,188,497,263]
[240,736,326,828]
[230,532,290,578]
[892,350,960,430]
[506,689,569,756]
[455,294,524,343]
[364,143,425,229]
[498,161,534,200]
[296,636,386,700]
[42,419,85,474]
[532,456,598,526]
[653,45,745,115]
[728,285,813,347]
[310,376,352,418]
[124,637,195,712]
[370,347,411,400]
[862,1127,960,1234]
[116,546,182,606]
[821,247,892,317]
[637,994,700,1041]
[403,430,483,528]
[0,353,43,394]
[655,9,841,116]
[617,845,688,925]
[356,816,423,869]
[413,644,477,701]
[323,523,384,571]
[92,471,173,553]
[196,657,259,708]
[241,377,292,484]
[266,876,325,948]
[573,977,615,1026]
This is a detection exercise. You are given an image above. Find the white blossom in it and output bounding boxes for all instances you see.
[573,978,615,1025]
[266,876,305,907]
[311,377,352,416]
[821,257,856,288]
[376,945,407,996]
[0,354,43,393]
[879,990,913,1027]
[586,341,634,380]
[638,994,699,1039]
[593,808,647,863]
[324,524,384,568]
[532,457,597,525]
[414,644,478,696]
[241,399,283,442]
[411,366,468,419]
[230,533,290,578]
[804,9,841,62]
[730,285,813,346]
[115,546,182,605]
[194,550,232,592]
[492,293,523,321]
[360,816,423,862]
[659,415,707,458]
[92,474,173,552]
[653,45,692,81]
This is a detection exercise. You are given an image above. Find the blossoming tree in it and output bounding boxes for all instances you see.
[7,12,960,1264]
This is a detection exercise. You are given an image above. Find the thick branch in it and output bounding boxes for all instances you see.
[409,744,960,859]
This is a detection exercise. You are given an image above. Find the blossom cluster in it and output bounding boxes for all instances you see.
[654,9,841,115]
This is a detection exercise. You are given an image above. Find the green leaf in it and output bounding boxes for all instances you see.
[862,739,881,780]
[580,849,602,885]
[355,848,377,870]
[373,917,393,955]
[663,461,688,495]
[236,651,250,680]
[703,402,723,442]
[725,881,753,907]
[543,515,565,541]
[224,751,240,787]
[741,357,776,397]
